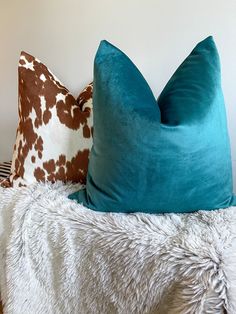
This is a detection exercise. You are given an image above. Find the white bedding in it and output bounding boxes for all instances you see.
[1,183,236,313]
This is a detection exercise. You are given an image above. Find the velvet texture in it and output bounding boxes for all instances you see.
[69,36,236,213]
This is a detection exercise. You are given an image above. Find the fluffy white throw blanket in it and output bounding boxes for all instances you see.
[0,183,236,314]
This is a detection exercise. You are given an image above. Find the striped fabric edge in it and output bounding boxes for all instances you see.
[0,161,12,188]
[0,161,12,179]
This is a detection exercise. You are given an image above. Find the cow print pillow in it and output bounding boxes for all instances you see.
[10,51,93,187]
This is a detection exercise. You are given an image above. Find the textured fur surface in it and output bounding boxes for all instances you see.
[0,183,236,313]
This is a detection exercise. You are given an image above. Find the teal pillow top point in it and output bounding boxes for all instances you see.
[69,36,236,213]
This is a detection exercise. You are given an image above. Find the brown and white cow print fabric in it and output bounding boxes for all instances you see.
[10,51,93,187]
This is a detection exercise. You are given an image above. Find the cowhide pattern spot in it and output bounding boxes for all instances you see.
[0,178,11,188]
[10,51,93,187]
[0,300,3,314]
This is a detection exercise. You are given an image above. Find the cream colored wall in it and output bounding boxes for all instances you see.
[1,0,236,188]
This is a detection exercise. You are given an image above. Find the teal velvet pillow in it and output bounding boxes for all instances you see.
[69,36,236,213]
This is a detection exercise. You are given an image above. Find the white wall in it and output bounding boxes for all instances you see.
[1,0,236,188]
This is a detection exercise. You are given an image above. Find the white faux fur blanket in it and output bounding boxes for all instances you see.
[1,184,236,314]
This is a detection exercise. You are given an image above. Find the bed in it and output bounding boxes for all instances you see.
[0,161,236,313]
[0,161,11,314]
